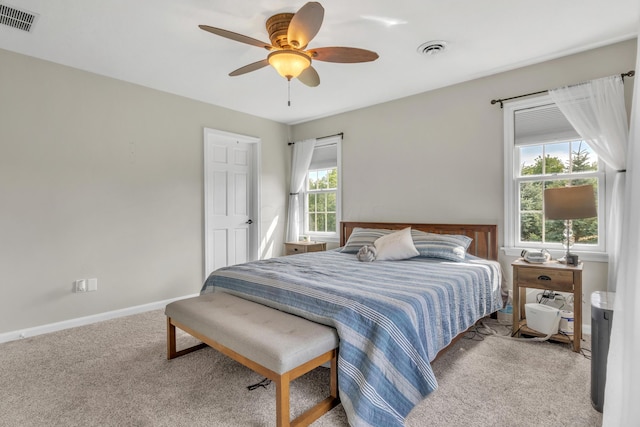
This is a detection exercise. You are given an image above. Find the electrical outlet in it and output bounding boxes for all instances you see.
[74,279,87,292]
[73,278,98,292]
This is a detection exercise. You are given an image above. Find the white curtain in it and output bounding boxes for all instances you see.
[549,75,629,291]
[602,42,640,425]
[286,139,316,243]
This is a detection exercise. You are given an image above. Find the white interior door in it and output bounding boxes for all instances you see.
[204,128,260,278]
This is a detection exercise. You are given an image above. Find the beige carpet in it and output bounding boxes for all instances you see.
[0,311,602,427]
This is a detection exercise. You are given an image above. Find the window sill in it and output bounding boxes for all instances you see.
[502,247,609,263]
[306,234,339,244]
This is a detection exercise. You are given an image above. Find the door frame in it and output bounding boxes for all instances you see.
[203,128,261,280]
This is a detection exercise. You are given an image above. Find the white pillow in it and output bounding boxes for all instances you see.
[373,227,419,261]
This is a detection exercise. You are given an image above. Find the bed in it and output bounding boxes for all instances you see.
[200,221,503,427]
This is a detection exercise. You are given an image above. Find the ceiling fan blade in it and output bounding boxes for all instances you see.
[298,66,320,87]
[287,2,324,50]
[229,59,270,76]
[309,47,379,63]
[199,25,273,50]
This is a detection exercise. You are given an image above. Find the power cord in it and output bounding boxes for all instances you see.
[247,377,272,391]
[472,319,556,343]
[536,290,569,310]
[468,319,592,359]
[580,346,592,360]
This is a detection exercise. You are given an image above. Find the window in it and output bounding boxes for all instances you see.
[504,96,607,259]
[307,168,337,233]
[302,136,341,241]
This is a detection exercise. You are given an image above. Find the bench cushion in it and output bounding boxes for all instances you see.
[165,292,339,374]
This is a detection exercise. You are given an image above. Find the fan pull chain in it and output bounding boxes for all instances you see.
[288,79,291,107]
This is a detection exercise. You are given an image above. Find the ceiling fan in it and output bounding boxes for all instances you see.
[199,2,379,87]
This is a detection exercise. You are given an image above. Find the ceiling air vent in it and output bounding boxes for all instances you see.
[417,41,448,57]
[0,3,39,32]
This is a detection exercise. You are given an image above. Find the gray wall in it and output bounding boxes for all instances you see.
[1,38,636,335]
[291,39,637,324]
[0,48,289,334]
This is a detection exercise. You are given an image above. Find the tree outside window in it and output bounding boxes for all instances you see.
[306,168,337,233]
[518,140,599,246]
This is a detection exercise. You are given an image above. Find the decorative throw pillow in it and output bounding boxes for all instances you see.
[341,228,393,253]
[374,227,419,261]
[411,229,471,262]
[356,245,377,262]
[411,229,473,249]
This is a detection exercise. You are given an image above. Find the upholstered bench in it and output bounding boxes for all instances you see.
[165,292,340,427]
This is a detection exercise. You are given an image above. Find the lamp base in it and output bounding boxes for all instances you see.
[558,253,580,266]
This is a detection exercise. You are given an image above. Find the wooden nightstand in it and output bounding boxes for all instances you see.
[284,241,327,256]
[512,258,583,352]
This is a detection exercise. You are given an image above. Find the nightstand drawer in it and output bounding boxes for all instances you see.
[284,242,326,256]
[285,245,305,255]
[517,267,575,292]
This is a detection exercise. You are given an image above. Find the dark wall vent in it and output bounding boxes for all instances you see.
[0,3,39,32]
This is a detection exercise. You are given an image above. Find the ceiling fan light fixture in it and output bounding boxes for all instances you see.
[200,2,378,87]
[268,50,311,80]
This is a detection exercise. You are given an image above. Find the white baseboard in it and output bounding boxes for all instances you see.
[0,293,199,344]
[0,295,591,345]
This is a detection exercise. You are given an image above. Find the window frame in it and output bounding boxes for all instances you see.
[301,136,342,243]
[503,95,608,261]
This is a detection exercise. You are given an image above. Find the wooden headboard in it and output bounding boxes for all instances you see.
[340,221,498,261]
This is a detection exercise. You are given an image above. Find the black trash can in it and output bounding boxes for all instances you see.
[591,291,615,412]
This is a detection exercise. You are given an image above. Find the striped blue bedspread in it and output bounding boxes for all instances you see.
[200,249,503,427]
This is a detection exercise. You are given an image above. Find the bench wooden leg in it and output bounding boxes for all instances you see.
[276,373,291,427]
[166,317,207,360]
[330,354,338,399]
[288,349,340,427]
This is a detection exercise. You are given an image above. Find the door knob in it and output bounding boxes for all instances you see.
[246,219,253,224]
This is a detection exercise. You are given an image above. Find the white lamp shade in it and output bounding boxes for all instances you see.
[544,185,597,220]
[268,50,311,80]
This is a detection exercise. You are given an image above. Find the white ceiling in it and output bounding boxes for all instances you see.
[1,0,638,125]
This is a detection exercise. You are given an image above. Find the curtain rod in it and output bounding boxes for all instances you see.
[288,132,344,145]
[490,70,635,108]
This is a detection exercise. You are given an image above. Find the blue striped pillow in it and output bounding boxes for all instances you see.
[411,230,472,262]
[341,228,393,253]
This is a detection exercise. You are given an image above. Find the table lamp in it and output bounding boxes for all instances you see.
[544,184,597,264]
